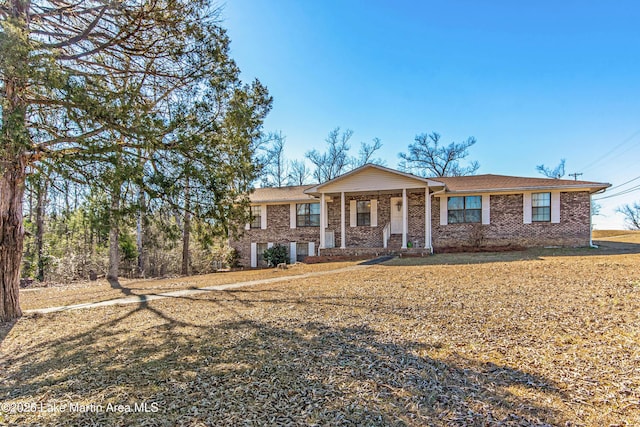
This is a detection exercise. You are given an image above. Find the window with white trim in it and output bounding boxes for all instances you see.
[296,242,309,262]
[357,201,371,226]
[256,242,268,266]
[447,196,481,223]
[250,206,261,229]
[532,192,551,222]
[296,203,320,227]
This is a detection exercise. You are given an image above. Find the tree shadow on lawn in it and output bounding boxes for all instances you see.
[0,319,16,348]
[1,299,568,426]
[592,239,640,254]
[107,276,134,297]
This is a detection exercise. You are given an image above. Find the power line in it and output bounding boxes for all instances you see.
[578,128,640,173]
[606,174,640,192]
[595,183,640,200]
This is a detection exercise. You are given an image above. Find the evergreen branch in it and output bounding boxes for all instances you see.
[41,5,109,49]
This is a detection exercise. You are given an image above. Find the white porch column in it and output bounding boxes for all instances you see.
[425,187,431,250]
[319,193,326,249]
[402,188,408,249]
[340,192,346,248]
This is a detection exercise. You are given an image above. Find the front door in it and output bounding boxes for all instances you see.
[390,197,403,234]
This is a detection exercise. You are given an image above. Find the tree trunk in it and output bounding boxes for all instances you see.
[107,185,121,281]
[35,174,47,282]
[0,158,26,322]
[181,176,191,276]
[1,0,29,322]
[136,188,146,278]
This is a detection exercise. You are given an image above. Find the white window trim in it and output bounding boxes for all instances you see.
[481,195,490,225]
[290,204,296,229]
[250,242,257,268]
[289,242,297,264]
[349,200,357,227]
[440,196,448,225]
[523,193,532,224]
[551,191,561,223]
[260,204,267,229]
[370,199,378,227]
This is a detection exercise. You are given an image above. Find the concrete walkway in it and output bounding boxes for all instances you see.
[25,263,374,315]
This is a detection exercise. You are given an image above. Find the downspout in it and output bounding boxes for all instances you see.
[590,187,608,249]
[589,193,595,248]
[429,187,447,253]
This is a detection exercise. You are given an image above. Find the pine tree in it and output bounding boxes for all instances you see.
[0,1,271,321]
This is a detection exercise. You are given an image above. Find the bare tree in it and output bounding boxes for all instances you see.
[306,127,354,182]
[288,160,311,186]
[259,132,288,187]
[398,132,479,177]
[537,159,566,179]
[355,137,385,167]
[618,202,640,230]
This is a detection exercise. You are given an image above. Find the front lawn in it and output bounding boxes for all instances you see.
[1,236,639,425]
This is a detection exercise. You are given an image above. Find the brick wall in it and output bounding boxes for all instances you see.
[407,191,426,248]
[231,190,592,266]
[231,204,320,267]
[432,191,592,249]
[342,194,389,248]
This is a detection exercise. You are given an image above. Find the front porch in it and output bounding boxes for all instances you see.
[303,164,446,254]
[317,189,433,251]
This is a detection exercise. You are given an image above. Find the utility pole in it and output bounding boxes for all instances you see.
[568,172,583,181]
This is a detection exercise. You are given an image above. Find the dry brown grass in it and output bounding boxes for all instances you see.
[19,261,360,310]
[1,235,639,426]
[593,229,640,239]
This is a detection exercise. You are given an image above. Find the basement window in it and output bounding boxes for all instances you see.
[256,242,268,266]
[296,242,309,262]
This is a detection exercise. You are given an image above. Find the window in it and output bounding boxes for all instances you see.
[250,206,261,229]
[532,192,551,222]
[447,196,481,223]
[357,201,371,226]
[256,243,268,266]
[296,203,320,227]
[296,242,309,262]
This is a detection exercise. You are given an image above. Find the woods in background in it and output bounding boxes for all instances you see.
[1,1,271,320]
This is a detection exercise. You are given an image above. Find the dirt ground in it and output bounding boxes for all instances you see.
[1,232,639,426]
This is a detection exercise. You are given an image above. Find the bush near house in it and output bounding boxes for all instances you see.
[263,244,288,267]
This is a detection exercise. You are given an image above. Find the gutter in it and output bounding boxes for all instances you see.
[442,184,611,195]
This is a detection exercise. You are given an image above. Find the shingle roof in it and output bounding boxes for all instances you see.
[250,185,316,203]
[249,174,610,203]
[435,174,610,193]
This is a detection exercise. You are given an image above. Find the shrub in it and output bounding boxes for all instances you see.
[263,244,288,267]
[226,248,240,268]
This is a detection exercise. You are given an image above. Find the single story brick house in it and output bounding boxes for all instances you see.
[231,164,610,267]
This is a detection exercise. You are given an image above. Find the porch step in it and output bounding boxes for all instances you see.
[387,234,403,249]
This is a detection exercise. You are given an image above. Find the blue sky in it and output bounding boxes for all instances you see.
[223,0,640,229]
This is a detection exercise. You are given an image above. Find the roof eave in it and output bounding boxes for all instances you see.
[250,197,317,204]
[440,183,611,195]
